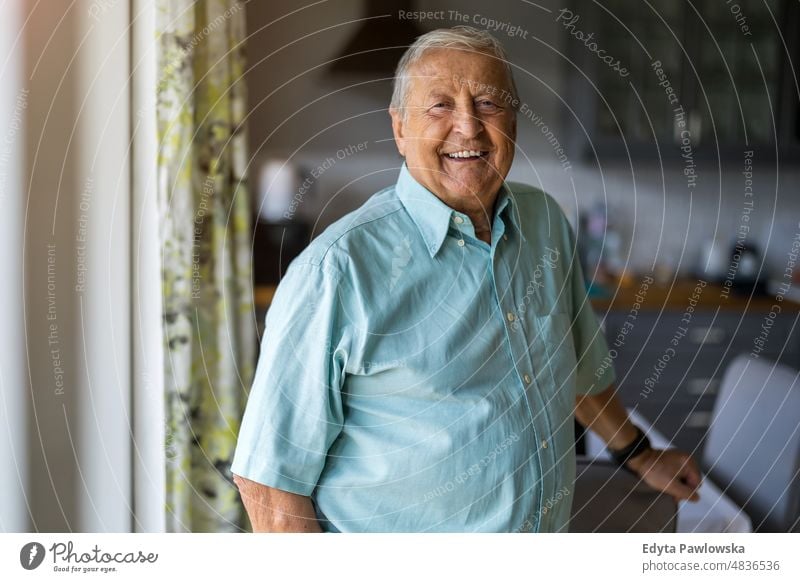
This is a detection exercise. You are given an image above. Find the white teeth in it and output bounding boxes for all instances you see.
[447,150,484,158]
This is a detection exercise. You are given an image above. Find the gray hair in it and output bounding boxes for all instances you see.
[390,26,519,117]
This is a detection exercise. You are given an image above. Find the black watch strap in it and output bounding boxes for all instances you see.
[609,426,651,470]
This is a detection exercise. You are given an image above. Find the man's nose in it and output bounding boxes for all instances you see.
[452,106,483,139]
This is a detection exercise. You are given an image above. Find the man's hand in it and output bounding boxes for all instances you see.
[626,448,702,503]
[575,384,703,503]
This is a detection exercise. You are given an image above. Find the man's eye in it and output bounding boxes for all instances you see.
[477,100,500,110]
[431,102,451,109]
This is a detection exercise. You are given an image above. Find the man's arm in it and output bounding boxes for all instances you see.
[574,384,702,502]
[233,474,322,532]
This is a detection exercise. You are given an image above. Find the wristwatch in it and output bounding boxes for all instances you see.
[609,426,652,473]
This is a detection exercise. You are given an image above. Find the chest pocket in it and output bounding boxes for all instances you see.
[532,311,578,403]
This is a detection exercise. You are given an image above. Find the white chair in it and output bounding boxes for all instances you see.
[702,355,800,532]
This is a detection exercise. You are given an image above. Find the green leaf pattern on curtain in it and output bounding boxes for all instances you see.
[156,0,255,532]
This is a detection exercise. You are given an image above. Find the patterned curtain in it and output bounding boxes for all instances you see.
[155,0,255,532]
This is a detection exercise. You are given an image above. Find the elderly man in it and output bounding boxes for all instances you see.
[231,26,700,533]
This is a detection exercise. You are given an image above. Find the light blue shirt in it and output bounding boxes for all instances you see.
[232,164,615,532]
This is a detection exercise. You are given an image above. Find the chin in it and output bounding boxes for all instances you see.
[446,181,494,202]
[457,171,504,196]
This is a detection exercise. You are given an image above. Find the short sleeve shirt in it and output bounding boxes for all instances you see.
[231,163,616,532]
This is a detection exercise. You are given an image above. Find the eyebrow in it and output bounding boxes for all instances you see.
[424,90,501,101]
[424,90,453,100]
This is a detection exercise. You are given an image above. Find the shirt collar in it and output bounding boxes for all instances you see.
[494,181,528,243]
[396,163,526,257]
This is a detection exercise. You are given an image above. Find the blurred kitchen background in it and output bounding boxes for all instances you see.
[246,0,800,532]
[247,0,800,277]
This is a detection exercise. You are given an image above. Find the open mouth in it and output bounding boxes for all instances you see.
[442,149,489,162]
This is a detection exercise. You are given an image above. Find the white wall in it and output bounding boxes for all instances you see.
[73,0,132,533]
[131,0,167,533]
[14,0,133,532]
[0,0,30,532]
[23,0,81,531]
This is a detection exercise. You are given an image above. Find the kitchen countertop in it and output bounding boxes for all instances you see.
[589,277,799,312]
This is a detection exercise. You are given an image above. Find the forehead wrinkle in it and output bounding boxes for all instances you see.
[413,51,510,85]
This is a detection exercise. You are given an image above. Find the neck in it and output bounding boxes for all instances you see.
[446,193,497,245]
[466,208,493,244]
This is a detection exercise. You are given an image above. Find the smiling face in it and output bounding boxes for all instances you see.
[390,48,517,214]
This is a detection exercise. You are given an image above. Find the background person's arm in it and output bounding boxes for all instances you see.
[574,384,701,502]
[233,474,322,532]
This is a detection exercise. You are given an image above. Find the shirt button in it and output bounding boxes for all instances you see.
[541,440,548,449]
[503,234,508,241]
[523,373,532,384]
[506,312,516,322]
[457,239,465,247]
[453,216,464,224]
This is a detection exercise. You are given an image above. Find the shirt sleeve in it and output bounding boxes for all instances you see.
[561,215,617,396]
[231,260,348,495]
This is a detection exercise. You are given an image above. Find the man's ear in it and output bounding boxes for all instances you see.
[389,107,406,157]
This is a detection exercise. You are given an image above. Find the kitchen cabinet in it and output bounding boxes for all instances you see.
[563,0,800,161]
